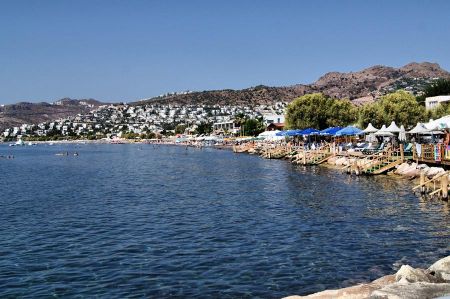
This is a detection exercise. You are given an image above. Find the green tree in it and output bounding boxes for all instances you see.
[417,79,450,104]
[175,124,187,134]
[242,118,265,136]
[195,122,212,135]
[358,90,426,128]
[327,99,358,127]
[285,93,356,129]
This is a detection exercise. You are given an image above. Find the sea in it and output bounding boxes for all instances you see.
[0,143,449,298]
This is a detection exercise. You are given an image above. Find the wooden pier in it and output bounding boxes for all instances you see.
[412,170,449,201]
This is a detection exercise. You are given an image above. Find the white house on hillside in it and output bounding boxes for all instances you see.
[263,114,285,125]
[425,95,450,110]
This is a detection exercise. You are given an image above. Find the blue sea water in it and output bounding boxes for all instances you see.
[0,143,449,298]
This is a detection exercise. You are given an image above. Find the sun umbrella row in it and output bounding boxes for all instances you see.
[275,126,363,137]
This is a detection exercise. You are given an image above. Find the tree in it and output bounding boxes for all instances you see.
[358,90,426,128]
[175,124,187,135]
[417,79,450,104]
[285,93,356,129]
[242,118,265,136]
[327,99,358,127]
[195,122,212,135]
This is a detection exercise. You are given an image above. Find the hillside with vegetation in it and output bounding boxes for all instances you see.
[1,62,449,132]
[136,62,450,106]
[0,99,104,131]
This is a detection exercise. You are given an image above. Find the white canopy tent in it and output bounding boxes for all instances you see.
[425,115,450,131]
[385,121,401,133]
[408,123,430,134]
[374,125,394,136]
[258,130,285,141]
[362,123,379,133]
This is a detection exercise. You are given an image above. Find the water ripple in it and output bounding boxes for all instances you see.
[0,144,449,298]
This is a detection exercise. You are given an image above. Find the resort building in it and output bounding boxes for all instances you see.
[212,121,239,133]
[425,95,450,110]
[263,114,285,125]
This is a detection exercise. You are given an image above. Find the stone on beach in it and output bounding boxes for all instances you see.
[285,256,450,299]
[394,265,439,283]
[370,281,450,299]
[283,275,395,299]
[429,256,450,282]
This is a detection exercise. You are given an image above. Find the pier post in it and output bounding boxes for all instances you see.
[420,171,426,194]
[441,174,448,201]
[400,144,404,162]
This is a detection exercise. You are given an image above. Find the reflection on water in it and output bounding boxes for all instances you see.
[0,144,449,298]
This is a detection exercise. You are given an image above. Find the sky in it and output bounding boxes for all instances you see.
[0,0,449,104]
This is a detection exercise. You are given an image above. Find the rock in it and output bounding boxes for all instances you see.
[429,256,450,282]
[370,281,450,299]
[283,275,395,299]
[396,163,410,174]
[395,265,439,283]
[424,167,445,177]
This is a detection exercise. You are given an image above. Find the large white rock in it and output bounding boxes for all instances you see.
[370,282,450,299]
[284,275,395,299]
[395,265,439,283]
[429,256,450,282]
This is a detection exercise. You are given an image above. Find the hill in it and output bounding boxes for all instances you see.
[1,62,449,131]
[0,98,104,131]
[135,62,450,106]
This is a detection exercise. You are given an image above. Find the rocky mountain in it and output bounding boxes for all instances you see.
[1,62,449,131]
[135,62,450,106]
[0,98,104,131]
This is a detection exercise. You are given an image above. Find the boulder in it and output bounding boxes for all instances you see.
[395,162,409,175]
[283,275,395,299]
[429,256,450,282]
[370,282,450,299]
[424,167,445,177]
[395,265,440,283]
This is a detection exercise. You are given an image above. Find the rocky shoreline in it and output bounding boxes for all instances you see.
[285,256,450,299]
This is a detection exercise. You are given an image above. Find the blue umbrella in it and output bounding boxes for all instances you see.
[275,130,287,136]
[320,126,343,135]
[334,126,363,136]
[285,129,303,136]
[299,128,320,135]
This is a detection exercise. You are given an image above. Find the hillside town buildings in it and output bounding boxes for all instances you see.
[2,102,287,139]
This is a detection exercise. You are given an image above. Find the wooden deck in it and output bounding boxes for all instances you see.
[411,143,450,167]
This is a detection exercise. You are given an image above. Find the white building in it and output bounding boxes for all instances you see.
[263,114,285,125]
[425,95,450,110]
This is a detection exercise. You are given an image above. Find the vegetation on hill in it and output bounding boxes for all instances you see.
[417,79,450,104]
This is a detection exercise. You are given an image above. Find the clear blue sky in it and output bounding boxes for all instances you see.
[1,0,449,104]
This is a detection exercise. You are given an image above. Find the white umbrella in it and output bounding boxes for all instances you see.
[363,123,379,133]
[408,123,430,134]
[374,125,394,136]
[258,130,280,137]
[399,125,406,142]
[425,115,450,130]
[386,121,401,133]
